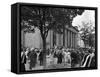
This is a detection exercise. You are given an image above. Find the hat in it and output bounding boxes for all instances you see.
[31,47,34,51]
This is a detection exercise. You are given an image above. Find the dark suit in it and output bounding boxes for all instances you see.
[21,54,26,72]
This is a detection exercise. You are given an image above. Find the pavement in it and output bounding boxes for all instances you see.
[25,62,71,71]
[25,57,71,71]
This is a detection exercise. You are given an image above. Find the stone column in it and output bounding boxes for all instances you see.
[68,31,70,48]
[56,33,59,46]
[74,34,76,48]
[59,34,61,46]
[70,32,72,48]
[69,31,71,48]
[66,30,68,48]
[56,33,61,46]
[75,34,78,48]
[61,34,63,46]
[72,33,74,48]
[63,29,65,46]
[72,33,73,48]
[65,29,67,48]
[67,30,69,48]
[50,30,53,48]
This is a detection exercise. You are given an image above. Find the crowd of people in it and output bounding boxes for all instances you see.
[20,46,95,72]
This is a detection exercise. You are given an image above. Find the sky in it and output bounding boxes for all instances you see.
[72,10,95,30]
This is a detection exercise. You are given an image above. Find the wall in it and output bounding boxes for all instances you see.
[22,26,78,49]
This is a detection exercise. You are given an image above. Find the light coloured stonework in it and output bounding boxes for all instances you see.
[21,26,79,49]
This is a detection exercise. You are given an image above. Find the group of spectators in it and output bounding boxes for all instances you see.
[20,46,95,72]
[21,48,44,71]
[71,48,95,68]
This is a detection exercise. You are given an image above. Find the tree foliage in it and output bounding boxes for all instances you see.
[80,21,95,48]
[21,6,84,37]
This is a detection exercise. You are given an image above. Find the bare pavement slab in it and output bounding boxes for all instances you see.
[25,62,71,71]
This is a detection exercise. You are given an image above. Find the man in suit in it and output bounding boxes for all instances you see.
[21,49,27,72]
[28,48,37,70]
[81,49,95,68]
[39,49,44,66]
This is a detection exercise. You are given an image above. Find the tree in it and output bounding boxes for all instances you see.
[21,6,84,66]
[80,21,95,48]
[88,33,95,48]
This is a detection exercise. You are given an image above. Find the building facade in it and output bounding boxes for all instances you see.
[21,25,79,49]
[46,25,79,49]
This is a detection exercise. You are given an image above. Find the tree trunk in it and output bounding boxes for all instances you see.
[42,36,47,68]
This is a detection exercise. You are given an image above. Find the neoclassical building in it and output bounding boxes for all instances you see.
[21,25,79,49]
[46,25,79,49]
